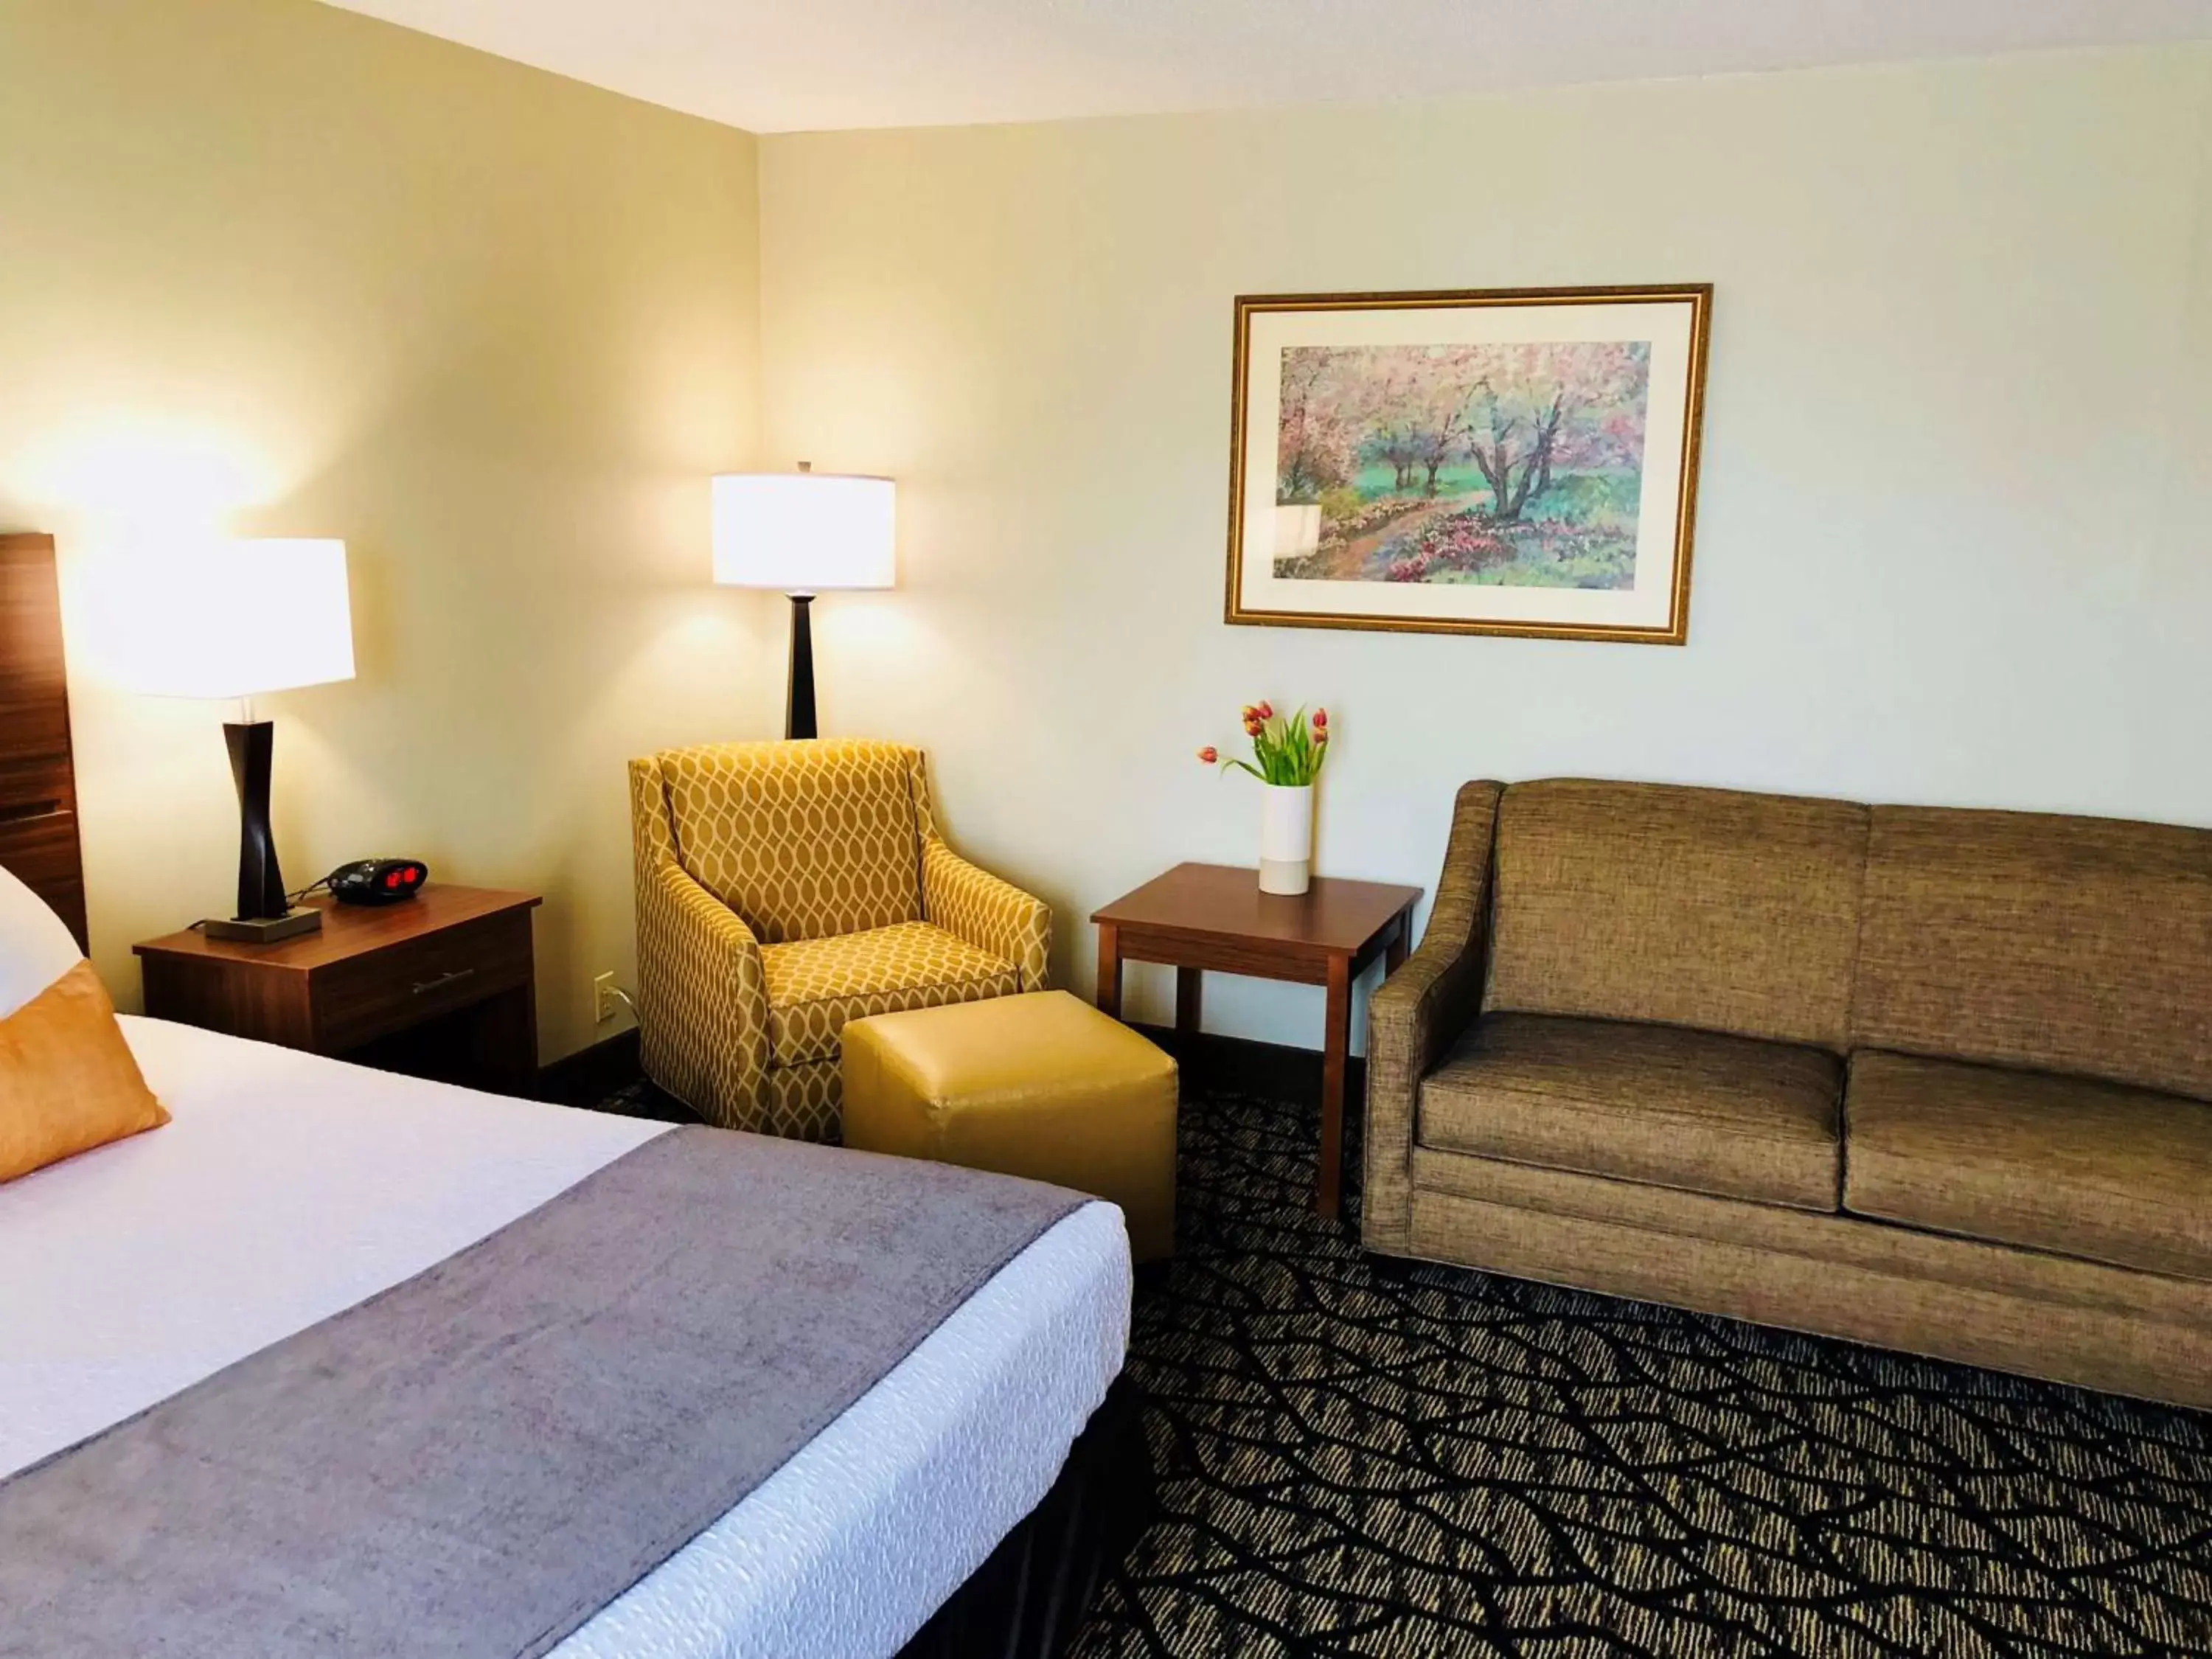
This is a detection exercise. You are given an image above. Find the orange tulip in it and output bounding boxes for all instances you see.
[1255,701,1274,720]
[1312,708,1327,729]
[1196,745,1218,764]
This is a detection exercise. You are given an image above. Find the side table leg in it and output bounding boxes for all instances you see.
[1175,966,1203,1035]
[1386,911,1411,973]
[1096,922,1123,1020]
[1316,952,1352,1219]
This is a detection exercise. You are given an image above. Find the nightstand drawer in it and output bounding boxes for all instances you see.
[313,911,534,1053]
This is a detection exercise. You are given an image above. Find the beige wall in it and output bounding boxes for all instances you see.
[0,0,776,1059]
[759,45,2212,1049]
[7,15,2207,1068]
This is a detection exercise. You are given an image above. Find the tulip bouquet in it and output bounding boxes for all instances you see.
[1197,701,1330,786]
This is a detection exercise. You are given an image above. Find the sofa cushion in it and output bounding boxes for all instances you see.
[661,739,926,944]
[1486,779,1868,1049]
[1419,1013,1844,1211]
[1846,1051,2212,1284]
[1854,806,2212,1101]
[761,921,1019,1067]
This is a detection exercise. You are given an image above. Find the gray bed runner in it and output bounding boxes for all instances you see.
[0,1125,1088,1658]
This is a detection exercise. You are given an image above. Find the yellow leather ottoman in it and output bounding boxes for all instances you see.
[841,990,1178,1262]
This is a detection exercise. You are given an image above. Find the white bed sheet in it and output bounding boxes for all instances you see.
[0,1016,1132,1659]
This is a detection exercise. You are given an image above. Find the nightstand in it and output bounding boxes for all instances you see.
[134,885,542,1096]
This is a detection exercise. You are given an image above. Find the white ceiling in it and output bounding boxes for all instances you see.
[319,0,2212,133]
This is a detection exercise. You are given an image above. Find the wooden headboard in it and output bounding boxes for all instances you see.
[0,534,88,949]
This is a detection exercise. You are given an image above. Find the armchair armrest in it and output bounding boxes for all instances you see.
[922,836,1051,992]
[633,858,771,1132]
[1363,779,1504,1252]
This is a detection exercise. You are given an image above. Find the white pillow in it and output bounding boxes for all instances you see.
[0,863,83,1018]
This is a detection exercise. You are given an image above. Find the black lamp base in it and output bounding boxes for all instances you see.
[203,909,323,943]
[785,593,818,740]
[202,718,321,945]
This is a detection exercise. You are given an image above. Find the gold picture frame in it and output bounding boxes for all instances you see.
[1224,284,1713,644]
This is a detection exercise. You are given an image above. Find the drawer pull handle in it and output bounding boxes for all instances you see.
[411,967,477,996]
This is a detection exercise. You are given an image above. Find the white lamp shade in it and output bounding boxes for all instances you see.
[109,538,355,700]
[712,473,895,593]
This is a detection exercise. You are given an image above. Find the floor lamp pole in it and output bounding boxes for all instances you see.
[785,593,818,740]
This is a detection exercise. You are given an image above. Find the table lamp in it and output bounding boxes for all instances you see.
[120,538,356,942]
[712,465,895,740]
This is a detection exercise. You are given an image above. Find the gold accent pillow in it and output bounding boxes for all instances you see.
[0,959,169,1183]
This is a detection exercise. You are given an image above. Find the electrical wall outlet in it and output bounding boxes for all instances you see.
[593,972,620,1024]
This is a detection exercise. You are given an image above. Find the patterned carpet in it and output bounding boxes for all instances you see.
[1066,1085,2212,1659]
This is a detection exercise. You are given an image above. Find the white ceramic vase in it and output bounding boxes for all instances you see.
[1258,783,1315,896]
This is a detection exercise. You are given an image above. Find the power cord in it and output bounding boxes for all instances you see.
[189,870,331,929]
[288,869,341,906]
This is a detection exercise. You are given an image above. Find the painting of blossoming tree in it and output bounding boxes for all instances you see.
[1274,341,1652,585]
[1228,287,1711,644]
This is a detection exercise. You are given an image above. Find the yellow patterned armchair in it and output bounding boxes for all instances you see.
[629,739,1051,1141]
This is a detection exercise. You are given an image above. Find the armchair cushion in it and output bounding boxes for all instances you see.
[762,921,1020,1067]
[660,740,926,944]
[1421,1013,1844,1211]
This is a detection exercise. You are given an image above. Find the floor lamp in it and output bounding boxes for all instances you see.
[711,466,897,740]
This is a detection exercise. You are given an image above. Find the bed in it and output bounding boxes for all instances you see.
[0,534,1141,1659]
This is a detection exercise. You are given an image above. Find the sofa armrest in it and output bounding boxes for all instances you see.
[1363,779,1504,1252]
[634,858,771,1132]
[922,836,1052,992]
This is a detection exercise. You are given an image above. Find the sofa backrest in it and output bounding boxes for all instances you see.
[1486,779,1868,1050]
[1854,806,2212,1101]
[655,738,926,944]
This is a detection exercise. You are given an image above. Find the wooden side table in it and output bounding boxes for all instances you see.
[134,885,542,1097]
[1091,863,1422,1219]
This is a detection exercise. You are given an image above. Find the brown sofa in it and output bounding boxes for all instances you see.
[1364,778,2212,1409]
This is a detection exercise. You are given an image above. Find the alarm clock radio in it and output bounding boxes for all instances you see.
[328,858,429,906]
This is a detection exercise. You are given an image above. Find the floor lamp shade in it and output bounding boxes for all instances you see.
[712,473,896,593]
[712,472,896,739]
[116,538,355,941]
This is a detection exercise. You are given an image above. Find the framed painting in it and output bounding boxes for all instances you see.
[1224,285,1712,644]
